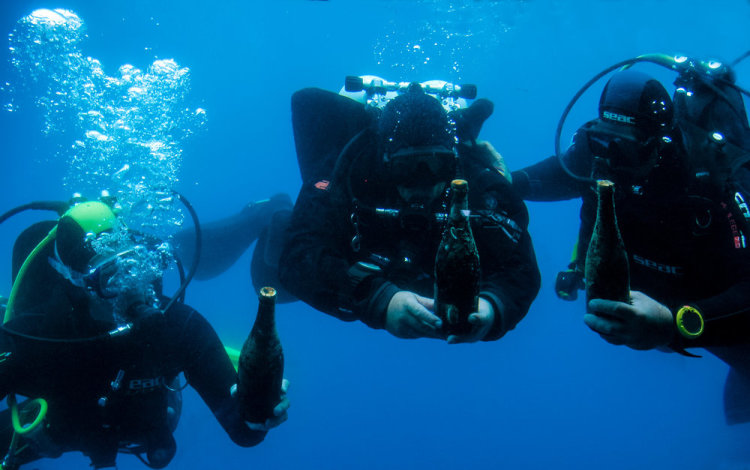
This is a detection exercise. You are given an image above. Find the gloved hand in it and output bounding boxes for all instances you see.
[584,290,674,350]
[555,269,585,301]
[385,291,444,339]
[231,378,290,431]
[446,297,495,344]
[475,140,512,184]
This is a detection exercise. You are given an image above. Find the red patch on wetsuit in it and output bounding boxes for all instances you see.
[722,202,746,249]
[314,180,330,191]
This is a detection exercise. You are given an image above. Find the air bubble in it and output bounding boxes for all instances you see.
[9,8,203,242]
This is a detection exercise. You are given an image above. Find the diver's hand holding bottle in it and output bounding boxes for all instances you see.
[585,291,675,350]
[237,287,288,430]
[584,180,630,304]
[582,180,673,350]
[434,179,481,337]
[384,291,443,339]
[384,292,494,343]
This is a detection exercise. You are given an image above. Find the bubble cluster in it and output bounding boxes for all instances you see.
[8,9,206,239]
[8,9,206,312]
[8,9,87,132]
[373,0,520,80]
[89,228,173,319]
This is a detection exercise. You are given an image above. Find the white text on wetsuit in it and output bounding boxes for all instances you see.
[632,254,683,276]
[128,376,164,393]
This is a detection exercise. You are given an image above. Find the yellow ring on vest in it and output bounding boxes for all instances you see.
[676,305,704,339]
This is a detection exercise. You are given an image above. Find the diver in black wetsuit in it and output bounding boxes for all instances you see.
[0,200,289,469]
[279,79,540,342]
[511,65,750,423]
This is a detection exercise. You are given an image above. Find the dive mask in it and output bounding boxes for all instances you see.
[49,245,138,299]
[385,145,457,186]
[587,119,661,180]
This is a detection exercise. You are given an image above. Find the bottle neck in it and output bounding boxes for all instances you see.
[596,180,618,234]
[254,295,276,330]
[449,190,469,224]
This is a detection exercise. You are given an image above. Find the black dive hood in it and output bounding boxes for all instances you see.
[555,52,750,184]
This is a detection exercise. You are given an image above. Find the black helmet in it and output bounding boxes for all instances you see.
[378,84,456,186]
[598,69,673,137]
[586,71,674,185]
[379,84,455,154]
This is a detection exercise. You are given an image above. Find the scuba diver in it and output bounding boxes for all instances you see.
[0,196,289,469]
[278,77,541,342]
[510,54,750,424]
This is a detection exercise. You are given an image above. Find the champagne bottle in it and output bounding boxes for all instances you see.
[434,179,481,336]
[585,180,630,303]
[238,286,284,423]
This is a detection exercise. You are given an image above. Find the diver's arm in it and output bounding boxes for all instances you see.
[170,304,268,447]
[511,129,593,201]
[658,186,750,349]
[622,194,750,350]
[674,253,750,348]
[511,156,577,200]
[478,230,540,342]
[279,181,369,321]
[279,181,395,329]
[471,173,541,341]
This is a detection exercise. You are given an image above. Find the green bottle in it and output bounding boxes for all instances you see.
[585,180,631,304]
[434,179,481,336]
[238,287,284,423]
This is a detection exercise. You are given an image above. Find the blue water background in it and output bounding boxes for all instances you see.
[0,1,749,468]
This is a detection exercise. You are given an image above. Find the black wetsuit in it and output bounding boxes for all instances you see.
[512,123,750,423]
[0,221,266,469]
[279,88,541,340]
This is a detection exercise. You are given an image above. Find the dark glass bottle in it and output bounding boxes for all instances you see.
[585,180,631,304]
[434,179,481,336]
[238,286,284,423]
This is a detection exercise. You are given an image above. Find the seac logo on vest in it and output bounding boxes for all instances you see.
[128,376,165,393]
[602,111,636,125]
[632,254,684,276]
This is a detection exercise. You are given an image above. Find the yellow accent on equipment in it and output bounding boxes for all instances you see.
[676,305,704,339]
[225,345,240,372]
[63,201,117,236]
[8,393,48,435]
[4,226,57,325]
